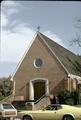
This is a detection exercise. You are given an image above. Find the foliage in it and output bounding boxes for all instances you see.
[57,90,71,104]
[57,89,79,105]
[70,18,81,47]
[0,91,2,96]
[0,76,13,100]
[71,90,79,105]
[0,96,5,101]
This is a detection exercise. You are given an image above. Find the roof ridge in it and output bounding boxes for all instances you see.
[39,32,78,57]
[38,32,81,77]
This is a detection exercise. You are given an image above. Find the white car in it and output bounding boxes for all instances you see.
[0,103,17,119]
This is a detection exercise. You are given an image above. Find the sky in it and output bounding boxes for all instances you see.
[0,1,81,77]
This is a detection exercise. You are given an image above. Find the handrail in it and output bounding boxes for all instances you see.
[15,95,46,109]
[25,94,47,105]
[34,94,46,104]
[0,94,13,103]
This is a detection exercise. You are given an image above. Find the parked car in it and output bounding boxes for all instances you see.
[16,104,81,120]
[0,103,17,119]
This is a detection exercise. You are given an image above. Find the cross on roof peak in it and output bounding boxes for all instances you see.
[37,26,40,32]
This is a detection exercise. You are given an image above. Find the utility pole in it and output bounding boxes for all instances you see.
[0,29,1,62]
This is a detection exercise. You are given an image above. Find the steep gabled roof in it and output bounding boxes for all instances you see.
[39,32,81,77]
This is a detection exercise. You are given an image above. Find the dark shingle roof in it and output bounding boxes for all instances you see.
[39,32,81,77]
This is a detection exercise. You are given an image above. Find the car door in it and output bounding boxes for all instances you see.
[34,110,56,120]
[43,109,63,120]
[34,105,63,120]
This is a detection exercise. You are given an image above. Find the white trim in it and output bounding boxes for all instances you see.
[31,78,48,82]
[68,74,81,80]
[38,32,69,74]
[11,32,38,81]
[29,81,34,100]
[34,58,44,68]
[68,74,81,84]
[67,77,70,91]
[29,78,49,100]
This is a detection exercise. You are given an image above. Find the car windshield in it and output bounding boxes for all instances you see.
[3,104,14,109]
[45,106,54,110]
[45,104,62,110]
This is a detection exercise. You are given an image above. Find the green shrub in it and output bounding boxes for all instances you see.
[71,91,79,105]
[57,90,71,104]
[57,90,79,105]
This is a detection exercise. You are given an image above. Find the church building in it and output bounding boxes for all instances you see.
[11,32,81,107]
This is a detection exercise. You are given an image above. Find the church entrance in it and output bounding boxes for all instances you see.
[29,78,49,101]
[34,81,45,100]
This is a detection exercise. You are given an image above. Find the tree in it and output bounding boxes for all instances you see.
[2,76,12,96]
[0,76,13,99]
[70,18,81,47]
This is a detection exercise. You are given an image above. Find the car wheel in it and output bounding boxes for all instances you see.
[63,115,74,120]
[23,115,32,120]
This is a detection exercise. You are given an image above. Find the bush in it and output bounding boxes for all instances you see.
[0,92,2,96]
[0,96,5,101]
[71,91,79,105]
[57,90,71,104]
[57,90,79,105]
[0,76,13,101]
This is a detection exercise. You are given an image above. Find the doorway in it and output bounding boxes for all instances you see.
[29,78,49,101]
[34,81,45,100]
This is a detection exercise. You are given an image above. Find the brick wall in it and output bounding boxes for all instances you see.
[13,35,67,101]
